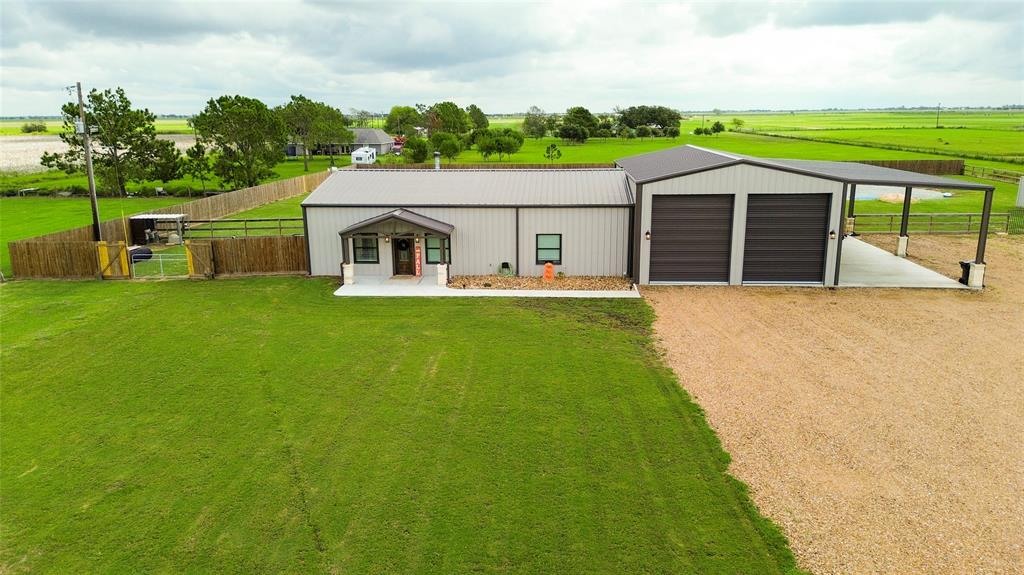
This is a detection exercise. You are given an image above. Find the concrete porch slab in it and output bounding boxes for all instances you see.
[333,280,641,298]
[838,237,967,289]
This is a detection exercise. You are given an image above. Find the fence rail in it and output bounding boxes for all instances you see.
[184,218,305,238]
[854,212,1011,234]
[962,165,1022,184]
[855,159,965,176]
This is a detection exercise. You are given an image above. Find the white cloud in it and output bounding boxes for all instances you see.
[0,0,1020,116]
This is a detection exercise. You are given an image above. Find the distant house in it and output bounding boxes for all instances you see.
[286,128,395,158]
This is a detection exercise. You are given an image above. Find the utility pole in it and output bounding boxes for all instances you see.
[75,81,102,241]
[935,102,941,128]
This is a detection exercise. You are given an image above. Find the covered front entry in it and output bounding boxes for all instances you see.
[743,193,831,283]
[649,195,733,282]
[338,208,454,285]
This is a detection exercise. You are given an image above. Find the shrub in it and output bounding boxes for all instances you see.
[20,121,48,133]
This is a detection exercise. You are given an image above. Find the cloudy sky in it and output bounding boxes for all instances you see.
[1,0,1021,116]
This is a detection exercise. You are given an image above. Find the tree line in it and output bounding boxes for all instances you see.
[41,88,354,195]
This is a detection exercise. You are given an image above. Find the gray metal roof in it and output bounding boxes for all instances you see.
[352,128,394,145]
[302,169,633,207]
[615,145,739,183]
[338,208,454,236]
[617,144,994,191]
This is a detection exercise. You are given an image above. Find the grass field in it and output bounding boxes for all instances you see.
[0,196,186,275]
[1,278,801,574]
[0,156,349,196]
[0,117,194,136]
[756,128,1023,162]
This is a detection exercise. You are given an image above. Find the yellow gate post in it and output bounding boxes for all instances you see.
[117,241,129,278]
[185,240,195,276]
[97,241,111,278]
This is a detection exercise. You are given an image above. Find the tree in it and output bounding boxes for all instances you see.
[21,121,46,133]
[710,121,726,135]
[466,104,488,130]
[385,105,421,135]
[493,129,524,161]
[562,106,598,132]
[666,126,681,139]
[149,139,183,183]
[544,115,559,135]
[617,105,682,129]
[522,105,547,139]
[277,94,321,172]
[557,124,588,144]
[432,132,462,163]
[183,141,214,193]
[190,95,287,189]
[41,87,178,196]
[423,101,469,136]
[731,117,745,129]
[349,108,372,127]
[636,125,652,140]
[544,143,562,163]
[476,133,496,161]
[313,105,353,167]
[618,126,634,143]
[403,136,431,163]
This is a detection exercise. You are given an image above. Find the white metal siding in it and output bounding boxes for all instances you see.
[517,208,630,277]
[639,164,844,285]
[306,207,516,276]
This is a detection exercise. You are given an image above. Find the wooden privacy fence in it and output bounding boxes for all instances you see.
[186,237,308,277]
[8,171,327,279]
[854,212,1011,234]
[16,171,329,245]
[855,159,964,176]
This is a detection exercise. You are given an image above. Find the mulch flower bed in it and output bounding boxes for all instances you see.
[450,275,632,291]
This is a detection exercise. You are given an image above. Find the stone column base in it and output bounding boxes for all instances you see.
[845,216,856,235]
[342,263,355,285]
[967,262,986,288]
[896,235,909,257]
[436,264,448,286]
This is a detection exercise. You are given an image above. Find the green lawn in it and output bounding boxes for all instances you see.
[0,117,194,136]
[0,196,187,275]
[756,128,1023,162]
[1,278,801,574]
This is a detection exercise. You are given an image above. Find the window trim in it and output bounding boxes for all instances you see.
[352,236,380,264]
[424,236,451,265]
[535,233,562,265]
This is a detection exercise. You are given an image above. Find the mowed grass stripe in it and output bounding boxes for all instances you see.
[1,278,799,574]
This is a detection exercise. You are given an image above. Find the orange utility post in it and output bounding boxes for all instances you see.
[543,262,554,282]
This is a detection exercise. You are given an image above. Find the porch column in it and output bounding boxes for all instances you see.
[341,235,355,285]
[436,235,449,287]
[975,188,994,264]
[897,186,912,256]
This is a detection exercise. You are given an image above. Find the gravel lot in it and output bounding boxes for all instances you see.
[0,134,195,172]
[644,234,1023,575]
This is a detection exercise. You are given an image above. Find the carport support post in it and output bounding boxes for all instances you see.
[846,184,858,236]
[897,186,912,257]
[967,188,994,288]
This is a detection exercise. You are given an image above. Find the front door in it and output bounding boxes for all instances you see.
[393,238,415,275]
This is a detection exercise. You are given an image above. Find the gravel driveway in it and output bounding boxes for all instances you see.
[644,235,1023,575]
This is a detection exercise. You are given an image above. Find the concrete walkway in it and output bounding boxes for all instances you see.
[333,283,641,298]
[838,237,967,289]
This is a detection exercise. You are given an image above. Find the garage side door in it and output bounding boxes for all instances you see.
[743,193,830,283]
[650,195,733,282]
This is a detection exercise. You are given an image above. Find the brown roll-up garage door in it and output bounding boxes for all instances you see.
[650,194,733,282]
[743,193,830,283]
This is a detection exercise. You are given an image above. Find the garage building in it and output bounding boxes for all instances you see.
[302,145,995,287]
